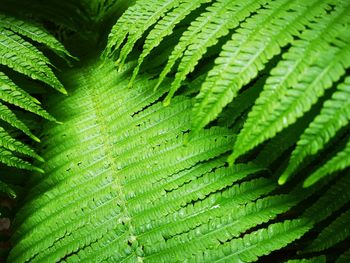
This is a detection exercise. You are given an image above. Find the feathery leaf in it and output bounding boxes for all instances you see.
[230,1,350,163]
[280,76,350,184]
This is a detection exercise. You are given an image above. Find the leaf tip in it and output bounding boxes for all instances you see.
[33,136,41,143]
[37,155,45,163]
[34,167,45,174]
[303,177,314,188]
[278,175,287,185]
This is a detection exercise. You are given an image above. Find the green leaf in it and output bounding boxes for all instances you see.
[230,2,350,163]
[305,209,350,252]
[0,29,66,94]
[107,0,182,68]
[164,0,265,104]
[0,102,39,141]
[280,76,350,184]
[129,0,212,86]
[0,14,72,59]
[304,139,350,187]
[0,147,43,173]
[0,127,43,161]
[0,72,56,122]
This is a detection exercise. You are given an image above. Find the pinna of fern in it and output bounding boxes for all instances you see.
[8,57,350,262]
[3,0,350,261]
[106,0,350,187]
[0,13,72,196]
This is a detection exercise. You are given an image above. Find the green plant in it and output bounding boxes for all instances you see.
[1,0,349,262]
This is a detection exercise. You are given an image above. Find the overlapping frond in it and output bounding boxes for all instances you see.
[9,57,350,262]
[280,77,350,184]
[5,0,350,261]
[0,13,70,195]
[230,0,350,163]
[192,0,338,134]
[0,14,72,59]
[107,0,350,188]
[106,0,183,67]
[129,0,212,86]
[304,139,350,187]
[305,209,350,253]
[162,0,265,103]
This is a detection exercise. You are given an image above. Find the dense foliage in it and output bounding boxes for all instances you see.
[0,0,349,262]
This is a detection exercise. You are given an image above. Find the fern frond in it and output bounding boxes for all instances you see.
[0,72,56,122]
[0,14,72,59]
[164,0,264,104]
[280,76,350,184]
[0,127,43,161]
[129,0,211,86]
[0,147,43,173]
[0,180,16,198]
[0,28,66,94]
[107,0,182,68]
[8,59,235,262]
[192,0,336,135]
[230,1,350,163]
[305,209,350,252]
[0,102,39,142]
[304,139,350,187]
[185,219,311,262]
[155,0,260,92]
[302,174,350,223]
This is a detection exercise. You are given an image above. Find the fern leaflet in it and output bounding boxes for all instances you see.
[280,76,350,184]
[230,1,350,163]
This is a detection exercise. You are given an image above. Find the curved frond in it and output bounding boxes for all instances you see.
[106,0,182,68]
[8,59,236,262]
[0,147,43,173]
[0,72,56,122]
[0,102,39,141]
[155,0,250,91]
[230,1,350,163]
[0,14,72,58]
[8,59,315,263]
[129,0,211,86]
[192,0,336,135]
[164,0,265,104]
[305,209,350,252]
[280,76,350,184]
[304,139,350,187]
